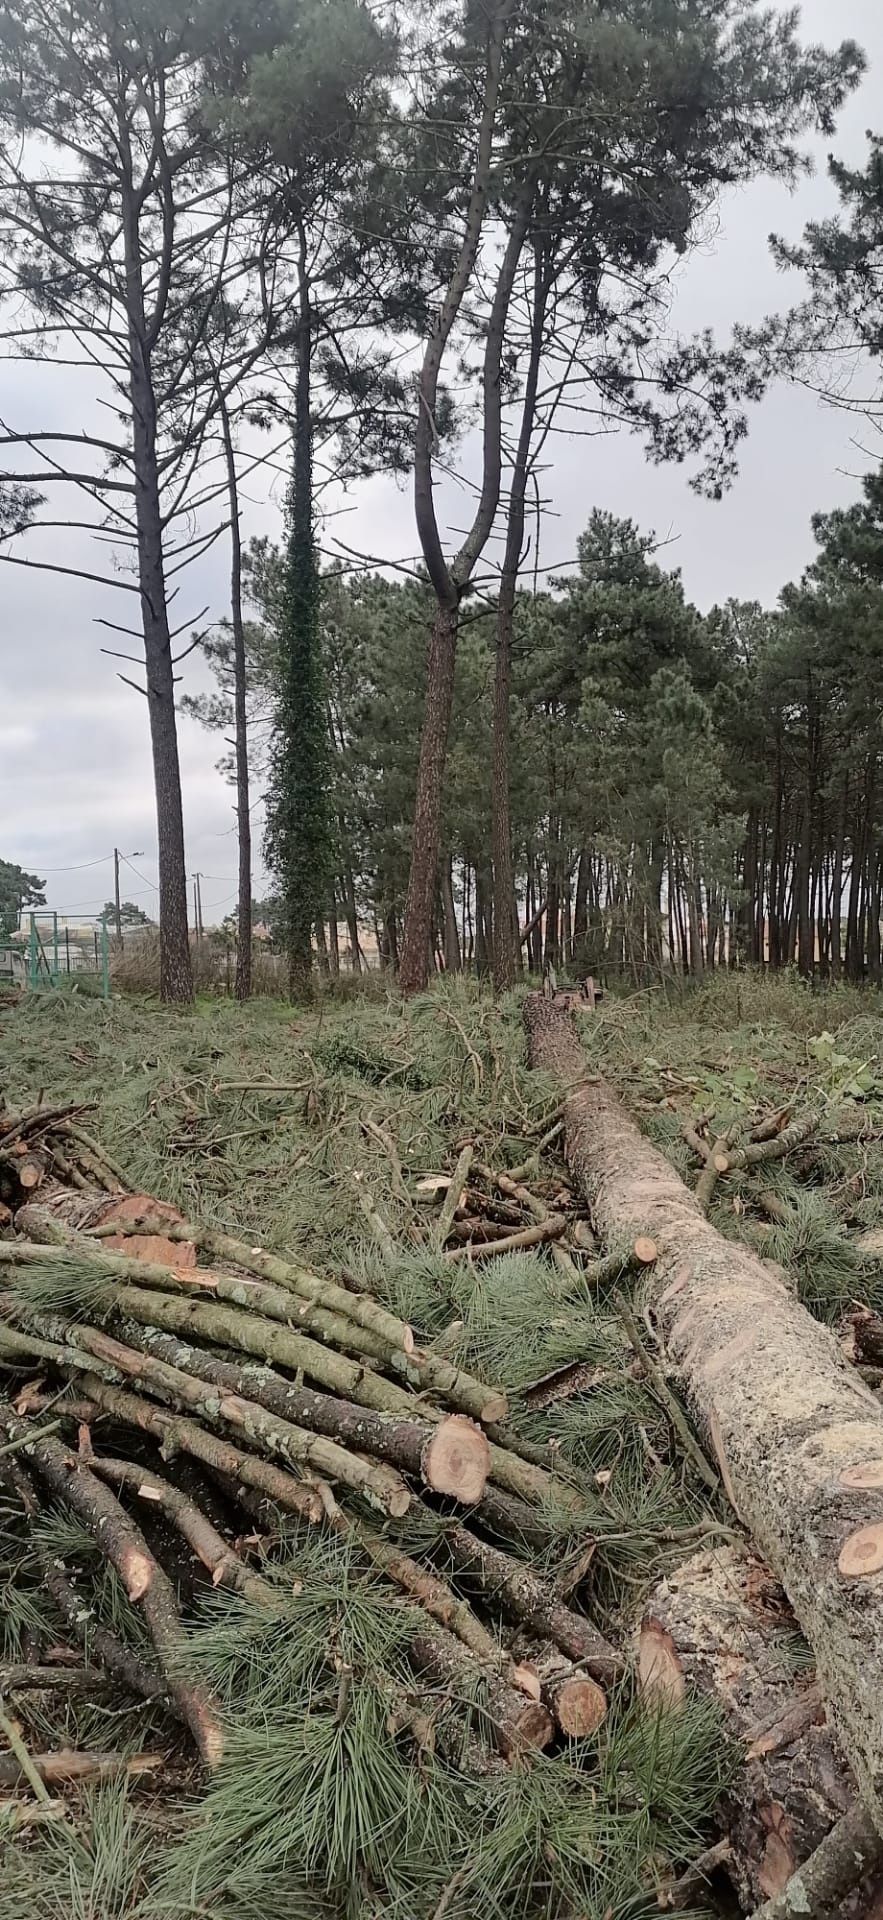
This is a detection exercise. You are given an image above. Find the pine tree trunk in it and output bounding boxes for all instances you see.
[220,399,252,1002]
[491,248,546,994]
[442,857,461,972]
[121,167,192,1005]
[398,601,459,993]
[340,864,362,973]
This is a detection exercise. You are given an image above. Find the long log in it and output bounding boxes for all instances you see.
[0,1455,165,1705]
[87,1207,417,1356]
[11,1212,509,1426]
[2,1305,415,1518]
[524,994,883,1829]
[104,1320,490,1505]
[438,1523,621,1681]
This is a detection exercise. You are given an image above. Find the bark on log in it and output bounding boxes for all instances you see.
[524,994,883,1828]
[89,1456,274,1604]
[0,1749,163,1787]
[1,1457,165,1704]
[103,1319,490,1505]
[4,1305,414,1518]
[90,1207,417,1356]
[408,1630,553,1757]
[12,1212,509,1426]
[750,1802,883,1920]
[639,1546,861,1909]
[438,1522,622,1681]
[528,1643,607,1738]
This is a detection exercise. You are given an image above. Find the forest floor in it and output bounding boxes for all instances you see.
[2,970,883,1917]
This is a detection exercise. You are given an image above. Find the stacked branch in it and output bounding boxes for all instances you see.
[0,1152,618,1782]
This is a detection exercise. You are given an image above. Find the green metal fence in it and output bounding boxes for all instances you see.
[23,913,110,997]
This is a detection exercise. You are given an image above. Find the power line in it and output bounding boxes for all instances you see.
[24,854,114,873]
[120,854,158,892]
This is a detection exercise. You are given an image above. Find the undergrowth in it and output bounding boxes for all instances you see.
[3,968,882,1913]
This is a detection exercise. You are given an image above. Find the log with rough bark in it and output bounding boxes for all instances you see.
[524,993,883,1833]
[639,1545,863,1909]
[0,1304,416,1518]
[0,1748,163,1788]
[1,1453,166,1705]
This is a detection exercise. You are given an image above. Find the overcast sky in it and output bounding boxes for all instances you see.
[2,0,881,924]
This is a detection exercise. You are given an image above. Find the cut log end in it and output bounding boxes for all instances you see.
[479,1390,509,1426]
[549,1673,607,1738]
[422,1416,490,1504]
[638,1620,686,1709]
[838,1523,883,1578]
[633,1235,658,1266]
[840,1461,883,1492]
[17,1155,45,1193]
[510,1700,555,1752]
[119,1545,154,1604]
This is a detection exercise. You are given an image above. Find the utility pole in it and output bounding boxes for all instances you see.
[113,848,144,948]
[192,872,204,943]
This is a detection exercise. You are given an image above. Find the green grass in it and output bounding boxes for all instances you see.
[3,967,882,1915]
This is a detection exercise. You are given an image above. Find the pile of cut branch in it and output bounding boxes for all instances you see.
[0,1105,645,1792]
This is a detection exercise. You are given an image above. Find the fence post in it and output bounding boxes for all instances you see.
[52,911,59,984]
[100,917,110,999]
[28,914,37,990]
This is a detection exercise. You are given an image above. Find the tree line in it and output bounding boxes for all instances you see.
[192,464,883,987]
[0,0,877,1000]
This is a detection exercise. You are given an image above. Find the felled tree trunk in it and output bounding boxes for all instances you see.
[524,995,883,1832]
[640,1545,866,1910]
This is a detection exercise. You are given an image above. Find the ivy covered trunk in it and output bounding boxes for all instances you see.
[265,231,327,999]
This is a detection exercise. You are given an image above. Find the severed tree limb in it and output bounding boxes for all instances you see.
[19,1226,411,1373]
[717,1111,820,1175]
[2,1307,414,1519]
[88,1456,274,1605]
[406,1628,552,1757]
[0,1748,163,1788]
[445,1215,566,1263]
[695,1133,731,1213]
[351,1173,396,1254]
[750,1801,883,1920]
[0,1665,116,1694]
[0,1408,223,1768]
[0,1694,53,1803]
[477,1163,583,1285]
[433,1143,474,1251]
[106,1319,490,1505]
[0,1455,165,1704]
[7,1223,507,1427]
[437,1522,622,1681]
